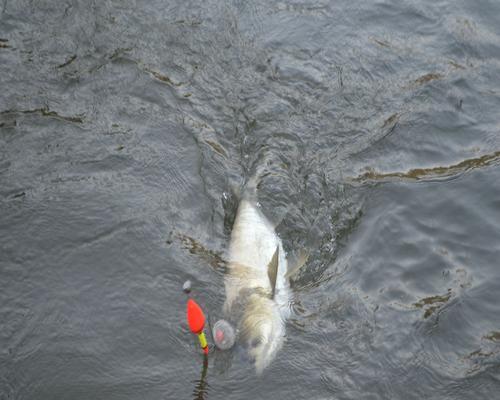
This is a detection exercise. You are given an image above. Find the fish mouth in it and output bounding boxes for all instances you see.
[237,295,285,373]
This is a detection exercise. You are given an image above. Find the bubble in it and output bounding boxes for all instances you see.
[212,319,235,350]
[182,280,192,294]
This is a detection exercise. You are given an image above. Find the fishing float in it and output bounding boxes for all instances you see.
[186,298,209,355]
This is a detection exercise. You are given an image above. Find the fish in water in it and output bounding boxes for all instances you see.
[223,182,294,374]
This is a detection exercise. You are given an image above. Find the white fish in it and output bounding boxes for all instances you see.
[223,193,291,374]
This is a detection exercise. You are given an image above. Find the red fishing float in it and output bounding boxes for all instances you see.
[186,299,209,355]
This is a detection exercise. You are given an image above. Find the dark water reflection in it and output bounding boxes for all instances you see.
[1,0,500,399]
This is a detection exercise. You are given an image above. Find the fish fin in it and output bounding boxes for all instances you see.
[267,246,279,298]
[285,249,309,280]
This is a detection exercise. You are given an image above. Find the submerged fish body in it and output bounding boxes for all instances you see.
[224,198,290,374]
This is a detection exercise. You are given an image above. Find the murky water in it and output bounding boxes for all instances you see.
[1,1,500,399]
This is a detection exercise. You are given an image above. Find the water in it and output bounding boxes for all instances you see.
[1,0,500,399]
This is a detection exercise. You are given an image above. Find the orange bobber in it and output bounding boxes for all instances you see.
[187,298,206,334]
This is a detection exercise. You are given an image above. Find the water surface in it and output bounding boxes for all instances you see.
[1,1,500,399]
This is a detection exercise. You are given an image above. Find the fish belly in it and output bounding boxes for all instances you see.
[225,200,289,310]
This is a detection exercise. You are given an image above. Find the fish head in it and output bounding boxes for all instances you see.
[239,294,285,374]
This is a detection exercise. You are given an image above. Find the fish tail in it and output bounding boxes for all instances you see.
[241,174,259,202]
[242,162,271,203]
[229,165,267,204]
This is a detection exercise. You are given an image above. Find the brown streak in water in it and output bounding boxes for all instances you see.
[109,47,132,60]
[413,73,443,86]
[204,140,228,158]
[13,191,26,199]
[382,113,399,128]
[351,151,500,184]
[381,113,399,136]
[413,289,451,319]
[39,108,84,123]
[0,107,84,123]
[449,60,466,70]
[464,349,493,360]
[145,68,182,86]
[484,331,500,342]
[177,233,227,273]
[95,52,186,88]
[372,38,390,48]
[57,54,77,69]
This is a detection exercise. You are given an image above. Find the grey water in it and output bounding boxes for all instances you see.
[1,0,500,399]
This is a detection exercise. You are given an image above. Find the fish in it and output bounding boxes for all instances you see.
[223,181,293,374]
